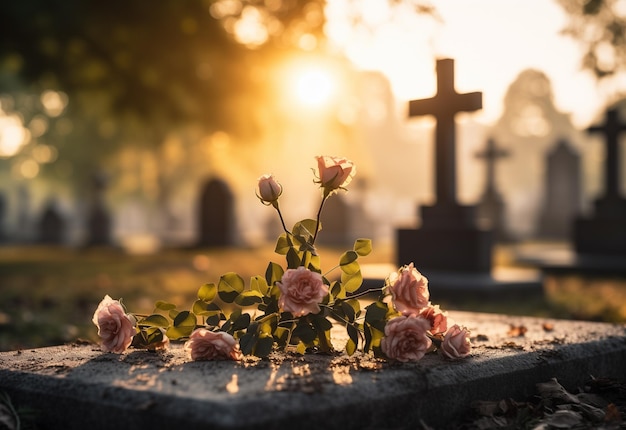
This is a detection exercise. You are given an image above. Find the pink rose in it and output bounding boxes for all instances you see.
[440,324,471,359]
[92,295,136,354]
[257,174,282,204]
[419,304,448,335]
[388,263,430,316]
[184,329,243,361]
[381,315,432,362]
[277,266,329,317]
[315,155,355,194]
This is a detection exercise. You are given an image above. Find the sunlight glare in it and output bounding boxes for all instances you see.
[293,67,335,108]
[0,113,28,158]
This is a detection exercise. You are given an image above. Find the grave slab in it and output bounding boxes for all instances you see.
[1,311,625,429]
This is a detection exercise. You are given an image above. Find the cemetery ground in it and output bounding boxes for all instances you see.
[1,241,625,352]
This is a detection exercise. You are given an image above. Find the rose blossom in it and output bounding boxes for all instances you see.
[184,328,243,361]
[388,263,430,316]
[440,324,472,359]
[419,303,448,335]
[381,315,432,362]
[92,295,136,354]
[257,174,282,204]
[277,266,329,317]
[315,155,355,194]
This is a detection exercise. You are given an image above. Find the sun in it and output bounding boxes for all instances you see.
[293,68,335,108]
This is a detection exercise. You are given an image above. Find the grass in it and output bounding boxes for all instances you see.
[0,243,624,352]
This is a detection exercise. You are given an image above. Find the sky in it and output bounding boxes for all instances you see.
[325,0,605,128]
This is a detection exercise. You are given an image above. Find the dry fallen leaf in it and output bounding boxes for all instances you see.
[507,324,527,337]
[542,322,555,332]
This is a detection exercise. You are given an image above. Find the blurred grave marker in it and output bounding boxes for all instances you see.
[538,139,581,240]
[318,194,350,246]
[84,172,112,246]
[37,200,66,244]
[397,58,493,273]
[475,137,510,242]
[575,108,626,255]
[198,178,234,247]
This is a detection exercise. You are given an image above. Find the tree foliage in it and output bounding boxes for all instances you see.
[558,0,626,79]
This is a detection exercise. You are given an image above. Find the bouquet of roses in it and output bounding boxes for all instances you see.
[93,156,471,362]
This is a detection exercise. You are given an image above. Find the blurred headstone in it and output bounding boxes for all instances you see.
[575,108,626,255]
[318,195,350,246]
[198,178,234,247]
[16,185,31,242]
[538,139,581,239]
[84,172,112,246]
[397,58,493,273]
[475,138,510,242]
[37,200,66,244]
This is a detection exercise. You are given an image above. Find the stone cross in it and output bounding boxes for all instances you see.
[409,58,482,206]
[587,108,626,200]
[475,138,509,195]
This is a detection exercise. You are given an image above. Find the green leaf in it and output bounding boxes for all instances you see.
[342,270,363,294]
[265,262,284,287]
[231,313,251,332]
[274,234,291,255]
[312,315,333,331]
[365,301,388,322]
[154,301,176,311]
[218,272,245,303]
[234,290,264,306]
[166,310,197,338]
[274,327,289,347]
[197,283,217,302]
[365,301,388,332]
[174,310,196,327]
[340,299,360,322]
[340,251,360,275]
[192,300,221,317]
[353,238,372,257]
[293,319,317,343]
[330,281,346,300]
[292,219,318,241]
[239,322,259,355]
[139,314,169,328]
[346,338,357,356]
[296,341,307,355]
[308,253,321,272]
[254,334,274,358]
[346,324,359,356]
[250,275,269,296]
[286,247,301,269]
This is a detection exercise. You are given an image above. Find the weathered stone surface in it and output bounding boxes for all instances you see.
[1,311,625,429]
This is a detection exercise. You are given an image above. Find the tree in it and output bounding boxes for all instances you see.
[557,0,626,79]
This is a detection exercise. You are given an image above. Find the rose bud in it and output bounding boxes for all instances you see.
[257,174,282,206]
[440,324,472,359]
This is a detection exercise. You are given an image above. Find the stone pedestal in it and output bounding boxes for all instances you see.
[397,203,493,273]
[574,197,626,256]
[1,312,625,430]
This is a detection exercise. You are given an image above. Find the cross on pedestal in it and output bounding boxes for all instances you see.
[397,58,493,273]
[475,138,509,197]
[409,58,482,206]
[474,138,510,240]
[574,107,626,256]
[587,108,626,201]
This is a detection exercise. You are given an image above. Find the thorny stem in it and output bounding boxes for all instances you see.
[312,193,329,244]
[274,203,291,236]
